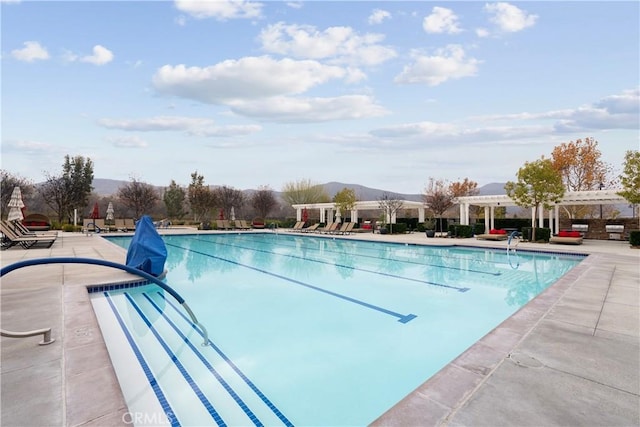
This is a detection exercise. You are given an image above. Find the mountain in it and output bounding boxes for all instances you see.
[91,178,503,201]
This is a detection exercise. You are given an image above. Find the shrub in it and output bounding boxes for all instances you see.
[416,223,425,232]
[390,223,407,234]
[473,223,485,235]
[522,227,551,242]
[62,224,81,232]
[629,230,640,247]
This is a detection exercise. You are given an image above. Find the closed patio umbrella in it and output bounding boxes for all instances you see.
[7,187,25,222]
[106,202,114,222]
[230,206,235,221]
[302,207,308,223]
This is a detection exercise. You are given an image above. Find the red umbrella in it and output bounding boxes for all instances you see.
[219,208,225,220]
[302,207,308,223]
[90,202,100,219]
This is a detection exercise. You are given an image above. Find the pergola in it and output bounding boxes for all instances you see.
[456,189,628,233]
[292,200,426,224]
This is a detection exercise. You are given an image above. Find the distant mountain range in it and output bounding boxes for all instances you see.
[91,178,508,200]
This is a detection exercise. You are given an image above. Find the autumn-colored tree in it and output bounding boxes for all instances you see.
[449,178,479,198]
[505,157,565,242]
[618,150,640,226]
[551,137,612,219]
[333,188,357,222]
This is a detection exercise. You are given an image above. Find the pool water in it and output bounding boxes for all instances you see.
[96,233,584,426]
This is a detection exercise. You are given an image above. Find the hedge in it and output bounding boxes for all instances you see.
[630,230,640,247]
[521,227,551,242]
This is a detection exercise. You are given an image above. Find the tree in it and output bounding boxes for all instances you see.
[449,178,479,198]
[1,170,34,217]
[281,179,329,205]
[215,185,245,220]
[39,155,94,223]
[423,178,454,233]
[251,186,278,219]
[618,150,640,226]
[378,192,404,233]
[63,155,94,221]
[187,172,216,222]
[551,137,612,218]
[505,157,565,242]
[163,180,186,219]
[117,177,160,219]
[333,188,357,222]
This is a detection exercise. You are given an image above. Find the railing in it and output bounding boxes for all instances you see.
[1,328,54,345]
[1,257,210,347]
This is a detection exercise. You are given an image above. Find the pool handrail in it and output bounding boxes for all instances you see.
[1,257,210,346]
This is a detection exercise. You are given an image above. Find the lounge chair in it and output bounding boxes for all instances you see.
[6,220,57,237]
[124,219,136,231]
[336,222,355,235]
[550,231,583,245]
[303,223,320,233]
[216,219,231,230]
[291,221,305,232]
[236,220,250,230]
[1,222,56,250]
[321,222,339,234]
[83,218,106,233]
[476,229,508,241]
[114,219,126,231]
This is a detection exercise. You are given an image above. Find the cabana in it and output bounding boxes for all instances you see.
[292,200,426,225]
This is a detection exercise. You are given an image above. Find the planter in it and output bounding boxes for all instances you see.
[425,230,435,238]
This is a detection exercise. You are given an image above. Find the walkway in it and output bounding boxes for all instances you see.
[1,230,638,426]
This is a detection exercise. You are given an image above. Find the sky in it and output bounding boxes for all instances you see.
[2,1,639,195]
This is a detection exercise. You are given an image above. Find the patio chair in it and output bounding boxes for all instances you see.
[1,221,56,250]
[7,220,57,237]
[124,219,136,231]
[291,221,305,232]
[303,223,320,233]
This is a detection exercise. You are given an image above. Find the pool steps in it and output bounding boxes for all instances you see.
[92,288,293,427]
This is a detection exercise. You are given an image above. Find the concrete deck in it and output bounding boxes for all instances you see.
[1,229,638,426]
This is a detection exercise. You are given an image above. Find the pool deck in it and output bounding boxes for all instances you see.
[1,228,638,426]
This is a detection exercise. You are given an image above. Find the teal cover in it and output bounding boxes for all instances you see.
[125,215,167,277]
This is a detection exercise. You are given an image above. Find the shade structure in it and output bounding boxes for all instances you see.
[7,187,25,222]
[230,206,235,221]
[106,202,114,221]
[90,202,100,219]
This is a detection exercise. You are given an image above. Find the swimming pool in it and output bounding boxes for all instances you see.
[94,233,584,426]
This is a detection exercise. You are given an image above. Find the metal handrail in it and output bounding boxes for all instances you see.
[1,328,54,345]
[1,257,210,347]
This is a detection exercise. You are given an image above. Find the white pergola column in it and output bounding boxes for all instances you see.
[548,209,554,234]
[490,206,495,230]
[351,209,358,223]
[554,205,560,233]
[391,211,397,224]
[418,207,425,223]
[484,206,490,231]
[296,208,302,221]
[320,208,326,223]
[531,207,536,228]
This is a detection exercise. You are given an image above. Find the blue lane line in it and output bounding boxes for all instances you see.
[141,293,265,427]
[188,238,470,293]
[156,292,295,427]
[124,293,227,427]
[104,293,180,427]
[165,242,418,323]
[231,234,501,276]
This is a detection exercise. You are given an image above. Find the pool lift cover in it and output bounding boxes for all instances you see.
[125,215,167,277]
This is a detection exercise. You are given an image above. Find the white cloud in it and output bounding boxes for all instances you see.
[475,28,490,38]
[98,116,217,131]
[423,7,462,34]
[108,135,149,148]
[228,95,388,123]
[368,9,391,25]
[394,45,480,86]
[189,124,262,137]
[11,41,49,62]
[286,2,303,9]
[258,22,397,66]
[80,45,114,65]
[174,0,263,20]
[152,56,348,103]
[484,2,538,33]
[3,139,55,153]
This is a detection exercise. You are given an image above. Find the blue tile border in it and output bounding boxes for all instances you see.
[87,280,149,293]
